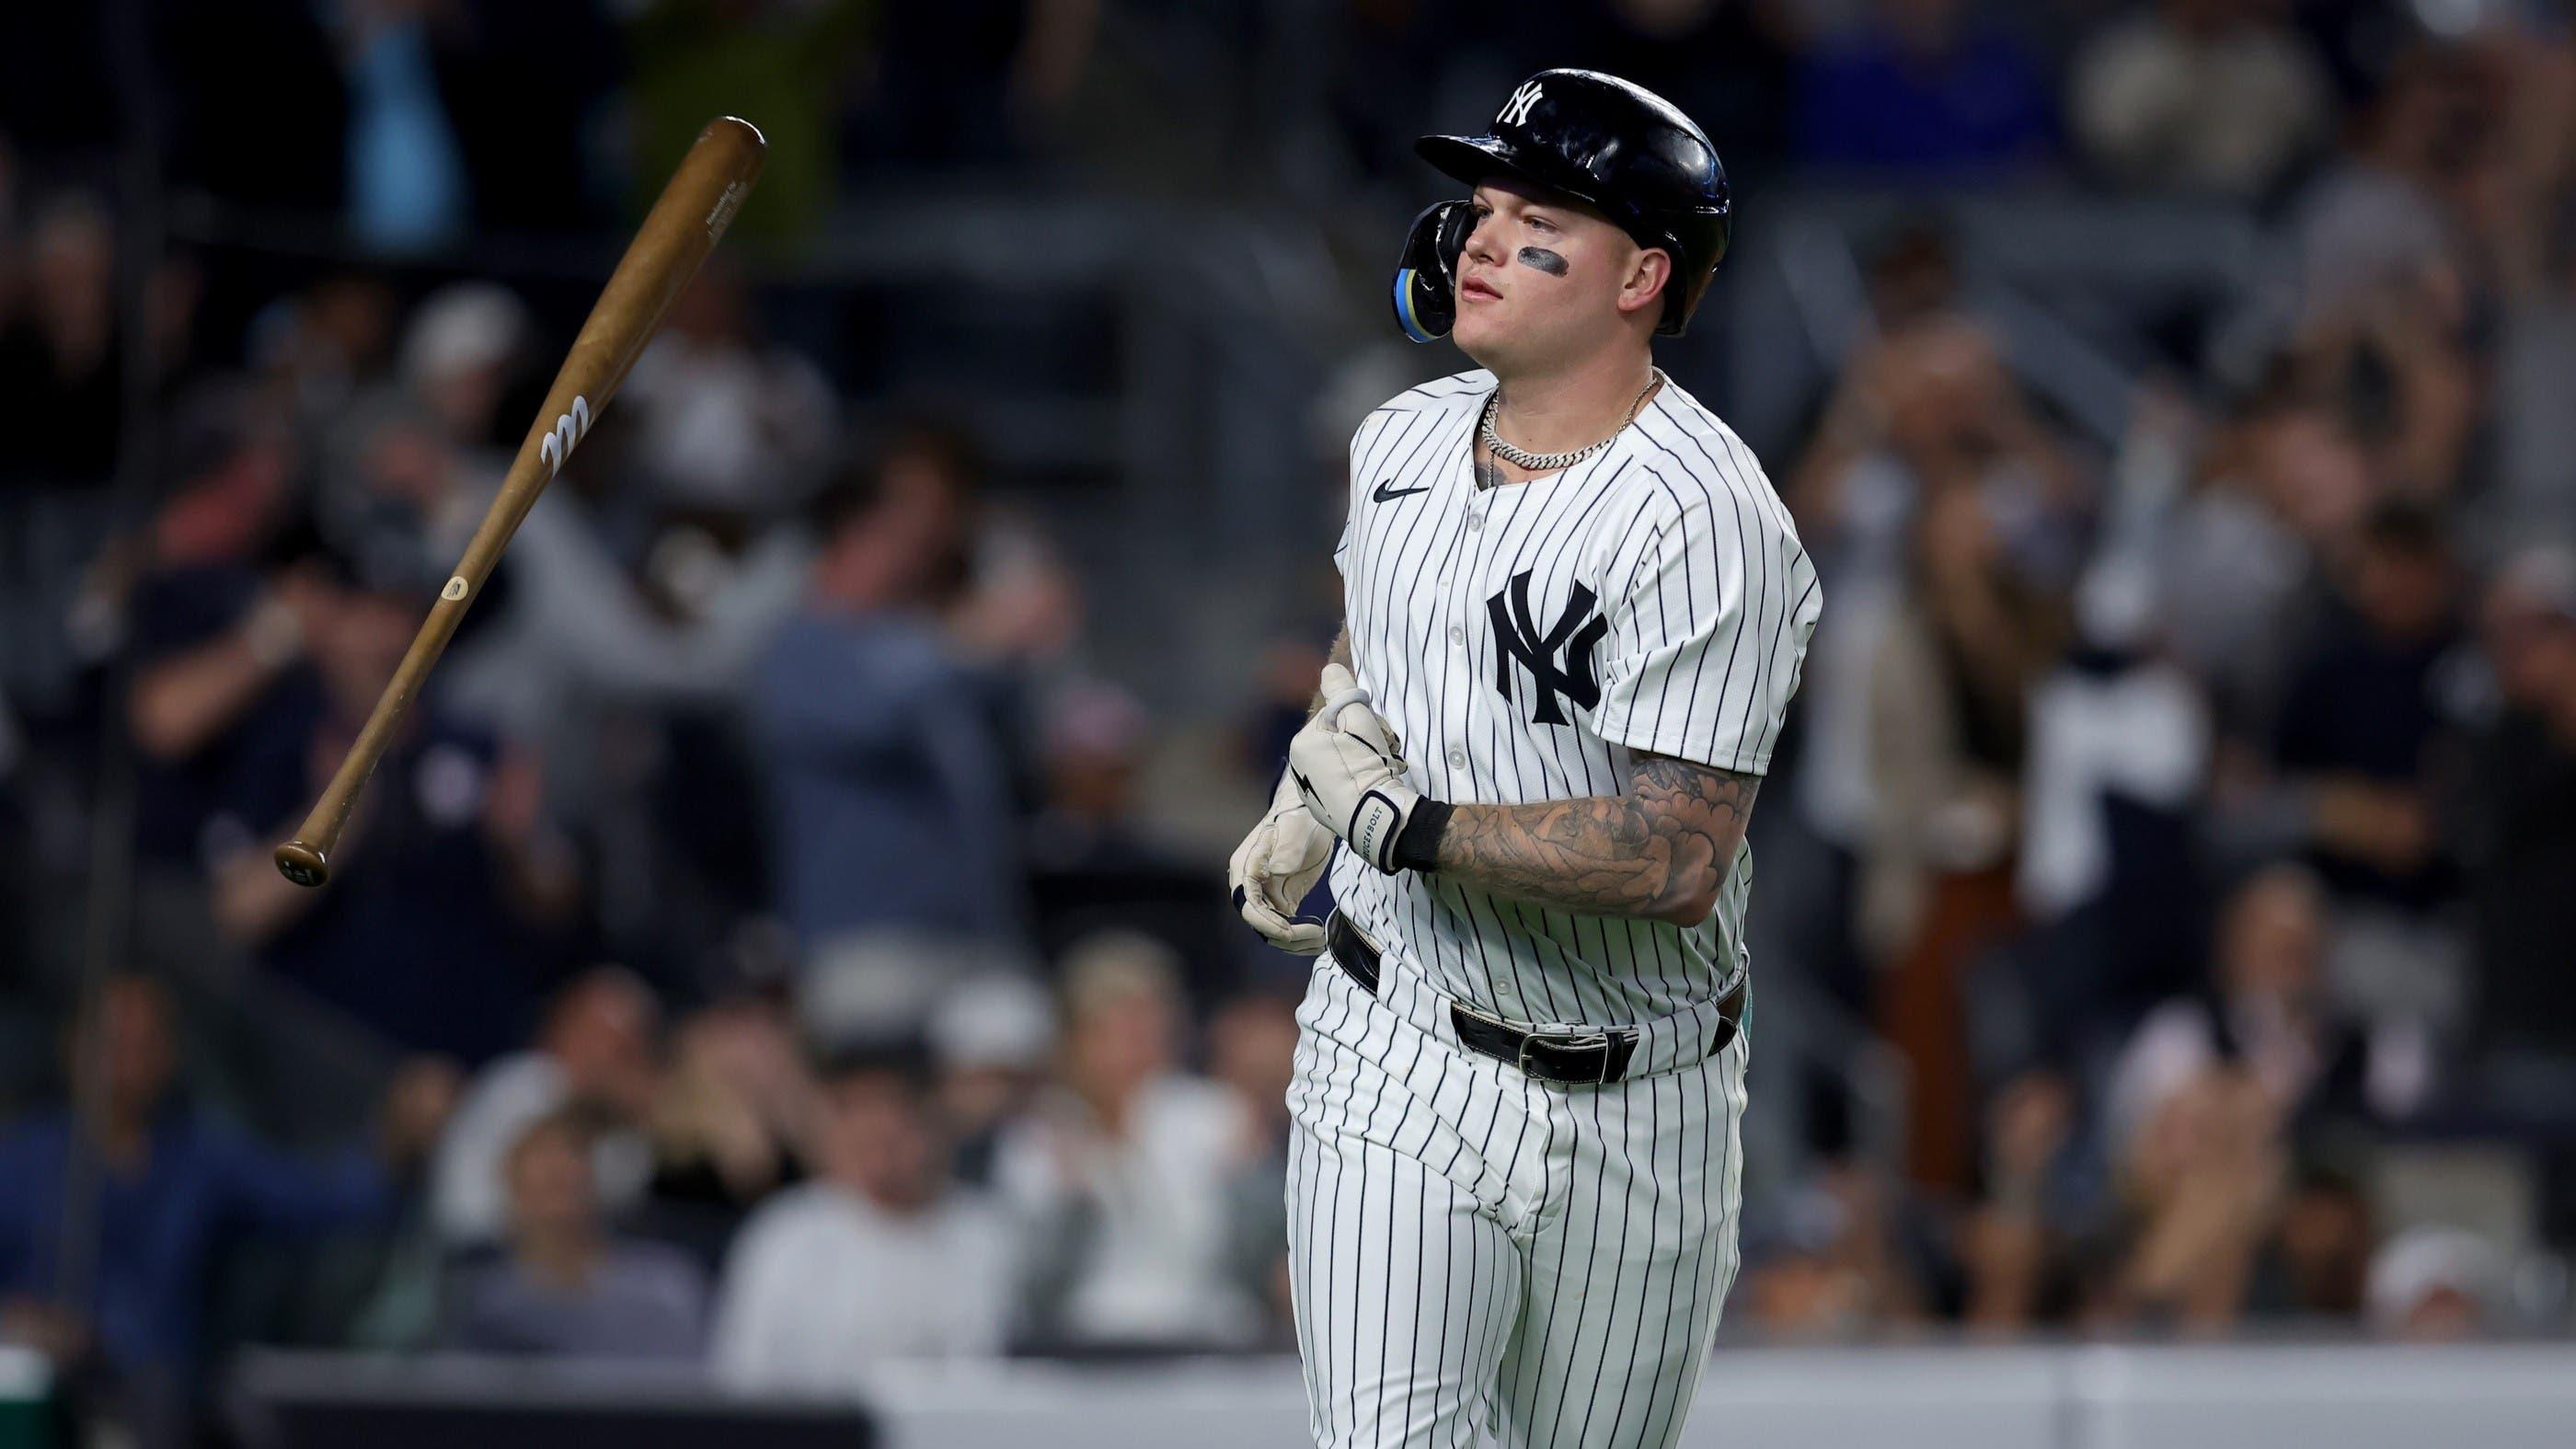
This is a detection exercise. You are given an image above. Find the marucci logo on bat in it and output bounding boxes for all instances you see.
[537,396,592,477]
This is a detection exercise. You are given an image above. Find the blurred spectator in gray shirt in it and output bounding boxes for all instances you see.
[442,1110,707,1359]
[710,1050,1013,1389]
[995,933,1266,1349]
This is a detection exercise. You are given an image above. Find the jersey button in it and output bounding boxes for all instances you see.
[1448,625,1465,647]
[1466,512,1484,530]
[1447,747,1467,770]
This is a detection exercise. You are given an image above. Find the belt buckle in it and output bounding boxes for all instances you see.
[1520,1029,1614,1086]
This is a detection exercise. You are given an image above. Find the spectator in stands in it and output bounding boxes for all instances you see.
[1844,319,2081,1188]
[1026,679,1157,878]
[2250,1163,2373,1319]
[250,274,400,434]
[2271,42,2480,330]
[313,388,486,589]
[433,321,808,977]
[441,1110,707,1359]
[397,282,531,457]
[201,535,580,1064]
[619,268,837,514]
[1796,0,2057,172]
[121,386,311,865]
[0,192,120,489]
[995,932,1266,1349]
[2070,0,2333,197]
[2104,863,2374,1153]
[2152,391,2365,742]
[640,994,824,1262]
[926,973,1055,1187]
[2269,499,2462,911]
[0,975,454,1381]
[1740,1155,1935,1338]
[2364,1225,2501,1341]
[1205,992,1301,1340]
[1789,317,2082,955]
[2092,1064,2287,1329]
[748,432,1027,955]
[2005,530,2214,1050]
[710,1048,1013,1387]
[2455,546,2576,1075]
[1958,1069,2091,1330]
[431,970,662,1245]
[1024,673,1233,972]
[333,0,470,254]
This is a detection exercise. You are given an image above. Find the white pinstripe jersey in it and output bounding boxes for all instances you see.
[1328,368,1822,1029]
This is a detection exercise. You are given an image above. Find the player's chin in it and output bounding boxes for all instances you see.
[1448,297,1512,357]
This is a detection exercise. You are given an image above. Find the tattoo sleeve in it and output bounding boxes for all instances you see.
[1432,753,1759,924]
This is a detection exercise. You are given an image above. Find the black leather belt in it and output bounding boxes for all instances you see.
[1327,913,1742,1087]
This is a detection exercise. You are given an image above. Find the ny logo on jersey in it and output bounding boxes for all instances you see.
[1498,82,1544,128]
[1489,571,1607,726]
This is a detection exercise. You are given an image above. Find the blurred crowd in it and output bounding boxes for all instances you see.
[4,0,2576,1442]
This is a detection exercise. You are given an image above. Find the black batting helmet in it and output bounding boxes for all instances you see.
[1393,69,1732,343]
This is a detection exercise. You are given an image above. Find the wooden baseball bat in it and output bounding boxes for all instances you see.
[274,116,765,888]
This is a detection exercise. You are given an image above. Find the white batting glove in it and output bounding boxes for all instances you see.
[1289,664,1426,874]
[1229,765,1333,954]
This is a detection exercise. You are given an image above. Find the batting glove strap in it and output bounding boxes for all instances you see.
[1388,797,1453,874]
[1344,788,1409,873]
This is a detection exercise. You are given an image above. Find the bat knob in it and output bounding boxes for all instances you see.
[274,841,330,889]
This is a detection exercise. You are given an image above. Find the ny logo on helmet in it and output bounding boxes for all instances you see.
[1489,571,1607,726]
[1498,82,1544,128]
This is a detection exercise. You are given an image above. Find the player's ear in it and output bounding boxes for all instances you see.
[1616,246,1672,323]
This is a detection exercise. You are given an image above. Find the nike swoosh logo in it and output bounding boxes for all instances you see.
[1372,479,1432,502]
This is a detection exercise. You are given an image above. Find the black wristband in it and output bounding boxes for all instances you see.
[1389,797,1453,874]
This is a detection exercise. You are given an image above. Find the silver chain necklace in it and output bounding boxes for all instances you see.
[1479,369,1662,473]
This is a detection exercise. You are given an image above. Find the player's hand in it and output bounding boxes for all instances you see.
[1229,767,1333,953]
[1288,664,1423,874]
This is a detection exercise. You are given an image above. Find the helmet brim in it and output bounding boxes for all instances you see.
[1415,134,1600,213]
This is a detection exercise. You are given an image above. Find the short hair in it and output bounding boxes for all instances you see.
[1058,930,1186,1022]
[806,416,988,538]
[816,1038,936,1096]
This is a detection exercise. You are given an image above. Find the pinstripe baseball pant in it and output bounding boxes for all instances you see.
[1285,950,1748,1448]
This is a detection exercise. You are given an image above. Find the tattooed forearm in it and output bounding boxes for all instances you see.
[1432,753,1758,925]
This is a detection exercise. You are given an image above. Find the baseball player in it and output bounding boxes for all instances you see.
[1228,70,1821,1447]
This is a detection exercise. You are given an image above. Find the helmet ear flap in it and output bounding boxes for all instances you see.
[1392,200,1476,343]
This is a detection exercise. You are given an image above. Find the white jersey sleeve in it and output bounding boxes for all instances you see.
[1332,408,1397,577]
[1589,453,1822,776]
